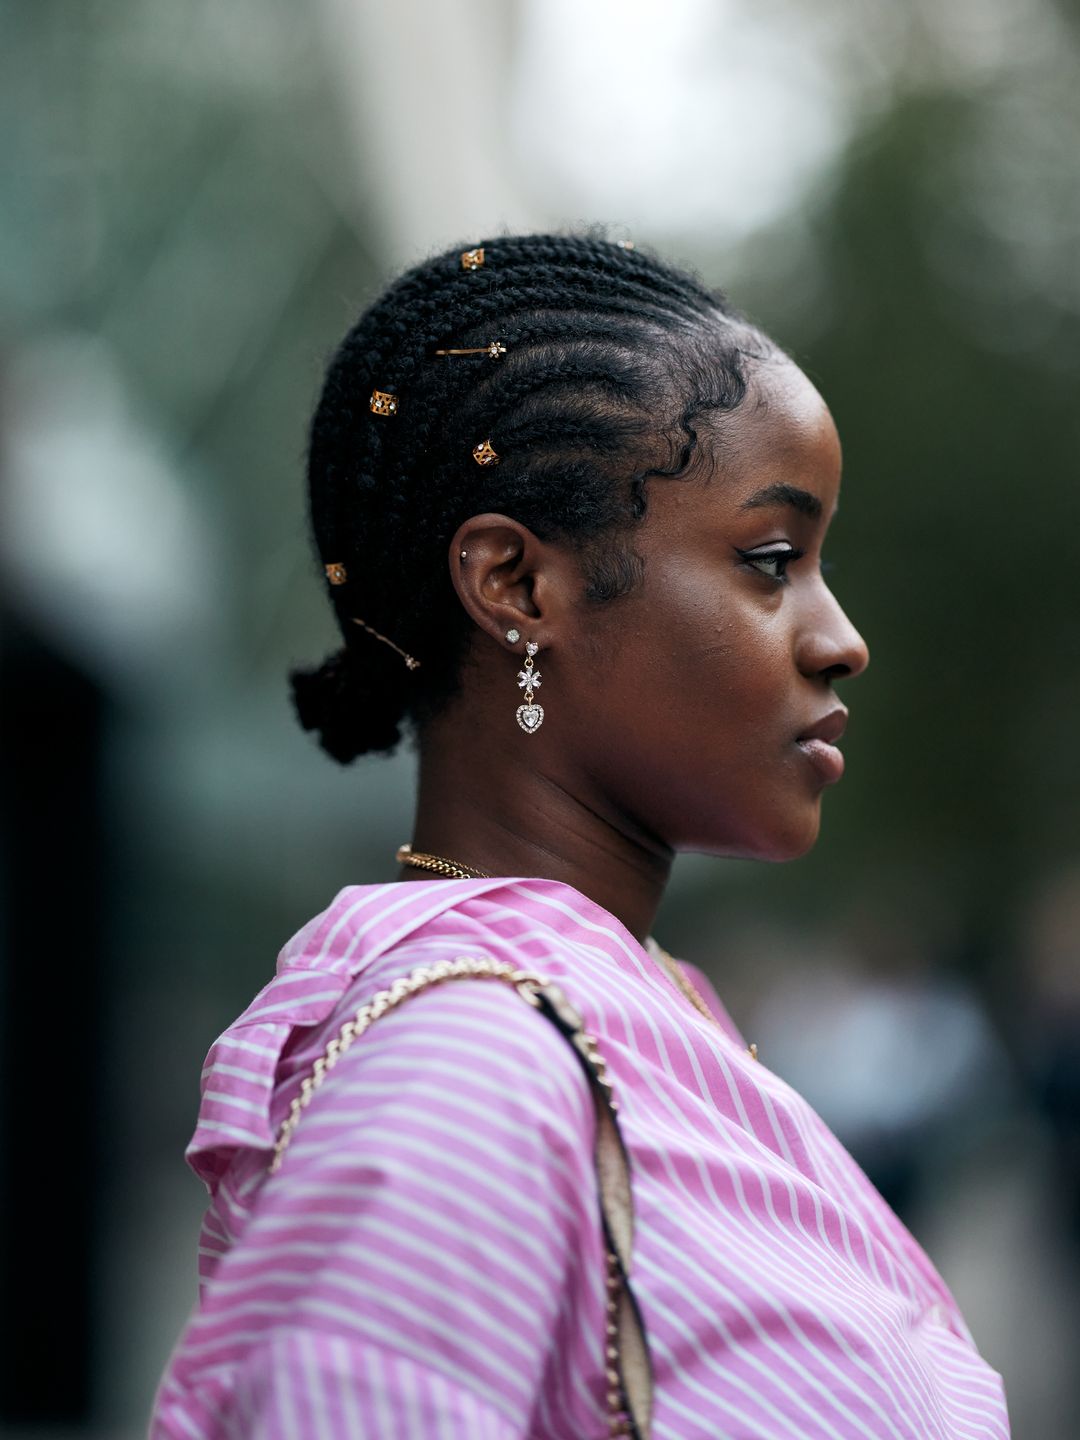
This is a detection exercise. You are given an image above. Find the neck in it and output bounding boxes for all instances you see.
[404,721,674,944]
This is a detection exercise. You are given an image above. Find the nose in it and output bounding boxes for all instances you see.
[797,588,870,682]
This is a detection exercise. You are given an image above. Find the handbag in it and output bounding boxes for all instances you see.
[269,954,654,1439]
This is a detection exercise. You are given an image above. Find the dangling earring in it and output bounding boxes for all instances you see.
[515,640,544,734]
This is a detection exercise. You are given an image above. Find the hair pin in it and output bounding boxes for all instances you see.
[434,340,507,360]
[351,617,420,671]
[324,562,348,585]
[369,389,398,417]
[460,247,485,271]
[472,438,499,467]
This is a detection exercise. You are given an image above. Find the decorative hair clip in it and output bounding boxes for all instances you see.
[616,238,635,250]
[472,438,500,467]
[324,562,348,585]
[460,248,485,271]
[434,340,507,360]
[369,389,398,417]
[351,617,420,671]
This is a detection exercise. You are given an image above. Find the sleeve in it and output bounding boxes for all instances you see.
[152,976,610,1439]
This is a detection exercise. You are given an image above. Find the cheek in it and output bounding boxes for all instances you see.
[657,591,794,739]
[563,597,822,857]
[568,559,791,714]
[584,595,795,778]
[706,621,790,719]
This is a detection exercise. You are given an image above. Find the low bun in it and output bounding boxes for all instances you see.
[289,642,410,763]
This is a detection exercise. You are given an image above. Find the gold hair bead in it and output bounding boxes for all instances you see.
[472,438,499,466]
[369,389,398,417]
[324,562,348,585]
[433,340,507,360]
[460,247,485,271]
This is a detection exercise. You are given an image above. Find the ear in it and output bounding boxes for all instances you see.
[448,513,569,651]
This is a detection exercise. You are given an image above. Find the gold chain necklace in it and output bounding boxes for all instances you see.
[396,843,490,879]
[395,843,757,1059]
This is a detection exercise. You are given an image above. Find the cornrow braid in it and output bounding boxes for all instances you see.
[290,231,781,762]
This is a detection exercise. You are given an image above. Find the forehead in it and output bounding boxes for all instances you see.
[700,358,842,507]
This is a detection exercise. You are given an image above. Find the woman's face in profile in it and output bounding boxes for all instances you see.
[562,358,870,862]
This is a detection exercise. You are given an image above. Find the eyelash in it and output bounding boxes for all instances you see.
[738,545,806,583]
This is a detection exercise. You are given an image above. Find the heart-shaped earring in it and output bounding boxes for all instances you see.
[514,639,544,735]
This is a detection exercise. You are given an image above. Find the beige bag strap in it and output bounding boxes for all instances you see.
[270,955,653,1440]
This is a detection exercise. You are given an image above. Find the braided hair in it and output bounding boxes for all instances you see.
[290,231,780,762]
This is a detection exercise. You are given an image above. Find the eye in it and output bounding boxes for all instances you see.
[738,544,805,583]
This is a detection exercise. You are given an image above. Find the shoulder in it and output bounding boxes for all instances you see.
[277,952,598,1174]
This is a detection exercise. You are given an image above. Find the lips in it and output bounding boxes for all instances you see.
[795,707,848,784]
[796,708,848,746]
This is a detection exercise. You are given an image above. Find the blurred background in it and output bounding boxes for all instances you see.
[2,0,1079,1435]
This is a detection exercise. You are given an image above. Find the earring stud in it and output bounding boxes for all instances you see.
[505,627,520,644]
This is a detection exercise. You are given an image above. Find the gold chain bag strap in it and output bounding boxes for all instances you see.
[270,955,654,1440]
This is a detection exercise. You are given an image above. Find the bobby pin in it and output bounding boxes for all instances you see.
[351,617,421,671]
[434,341,508,360]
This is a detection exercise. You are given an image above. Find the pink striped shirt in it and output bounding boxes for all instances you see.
[152,877,1009,1439]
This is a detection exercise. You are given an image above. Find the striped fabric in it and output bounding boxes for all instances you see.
[152,877,1009,1439]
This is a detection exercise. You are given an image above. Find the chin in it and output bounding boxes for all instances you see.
[768,804,824,860]
[761,829,821,862]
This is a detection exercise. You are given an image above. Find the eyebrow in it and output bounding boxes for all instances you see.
[740,483,823,520]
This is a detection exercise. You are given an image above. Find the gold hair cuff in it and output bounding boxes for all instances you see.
[369,389,398,417]
[460,247,485,271]
[434,340,507,360]
[472,438,499,466]
[324,562,348,585]
[352,617,420,671]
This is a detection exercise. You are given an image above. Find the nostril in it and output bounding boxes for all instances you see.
[821,662,852,681]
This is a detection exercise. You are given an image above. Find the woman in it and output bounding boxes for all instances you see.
[152,234,1009,1438]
